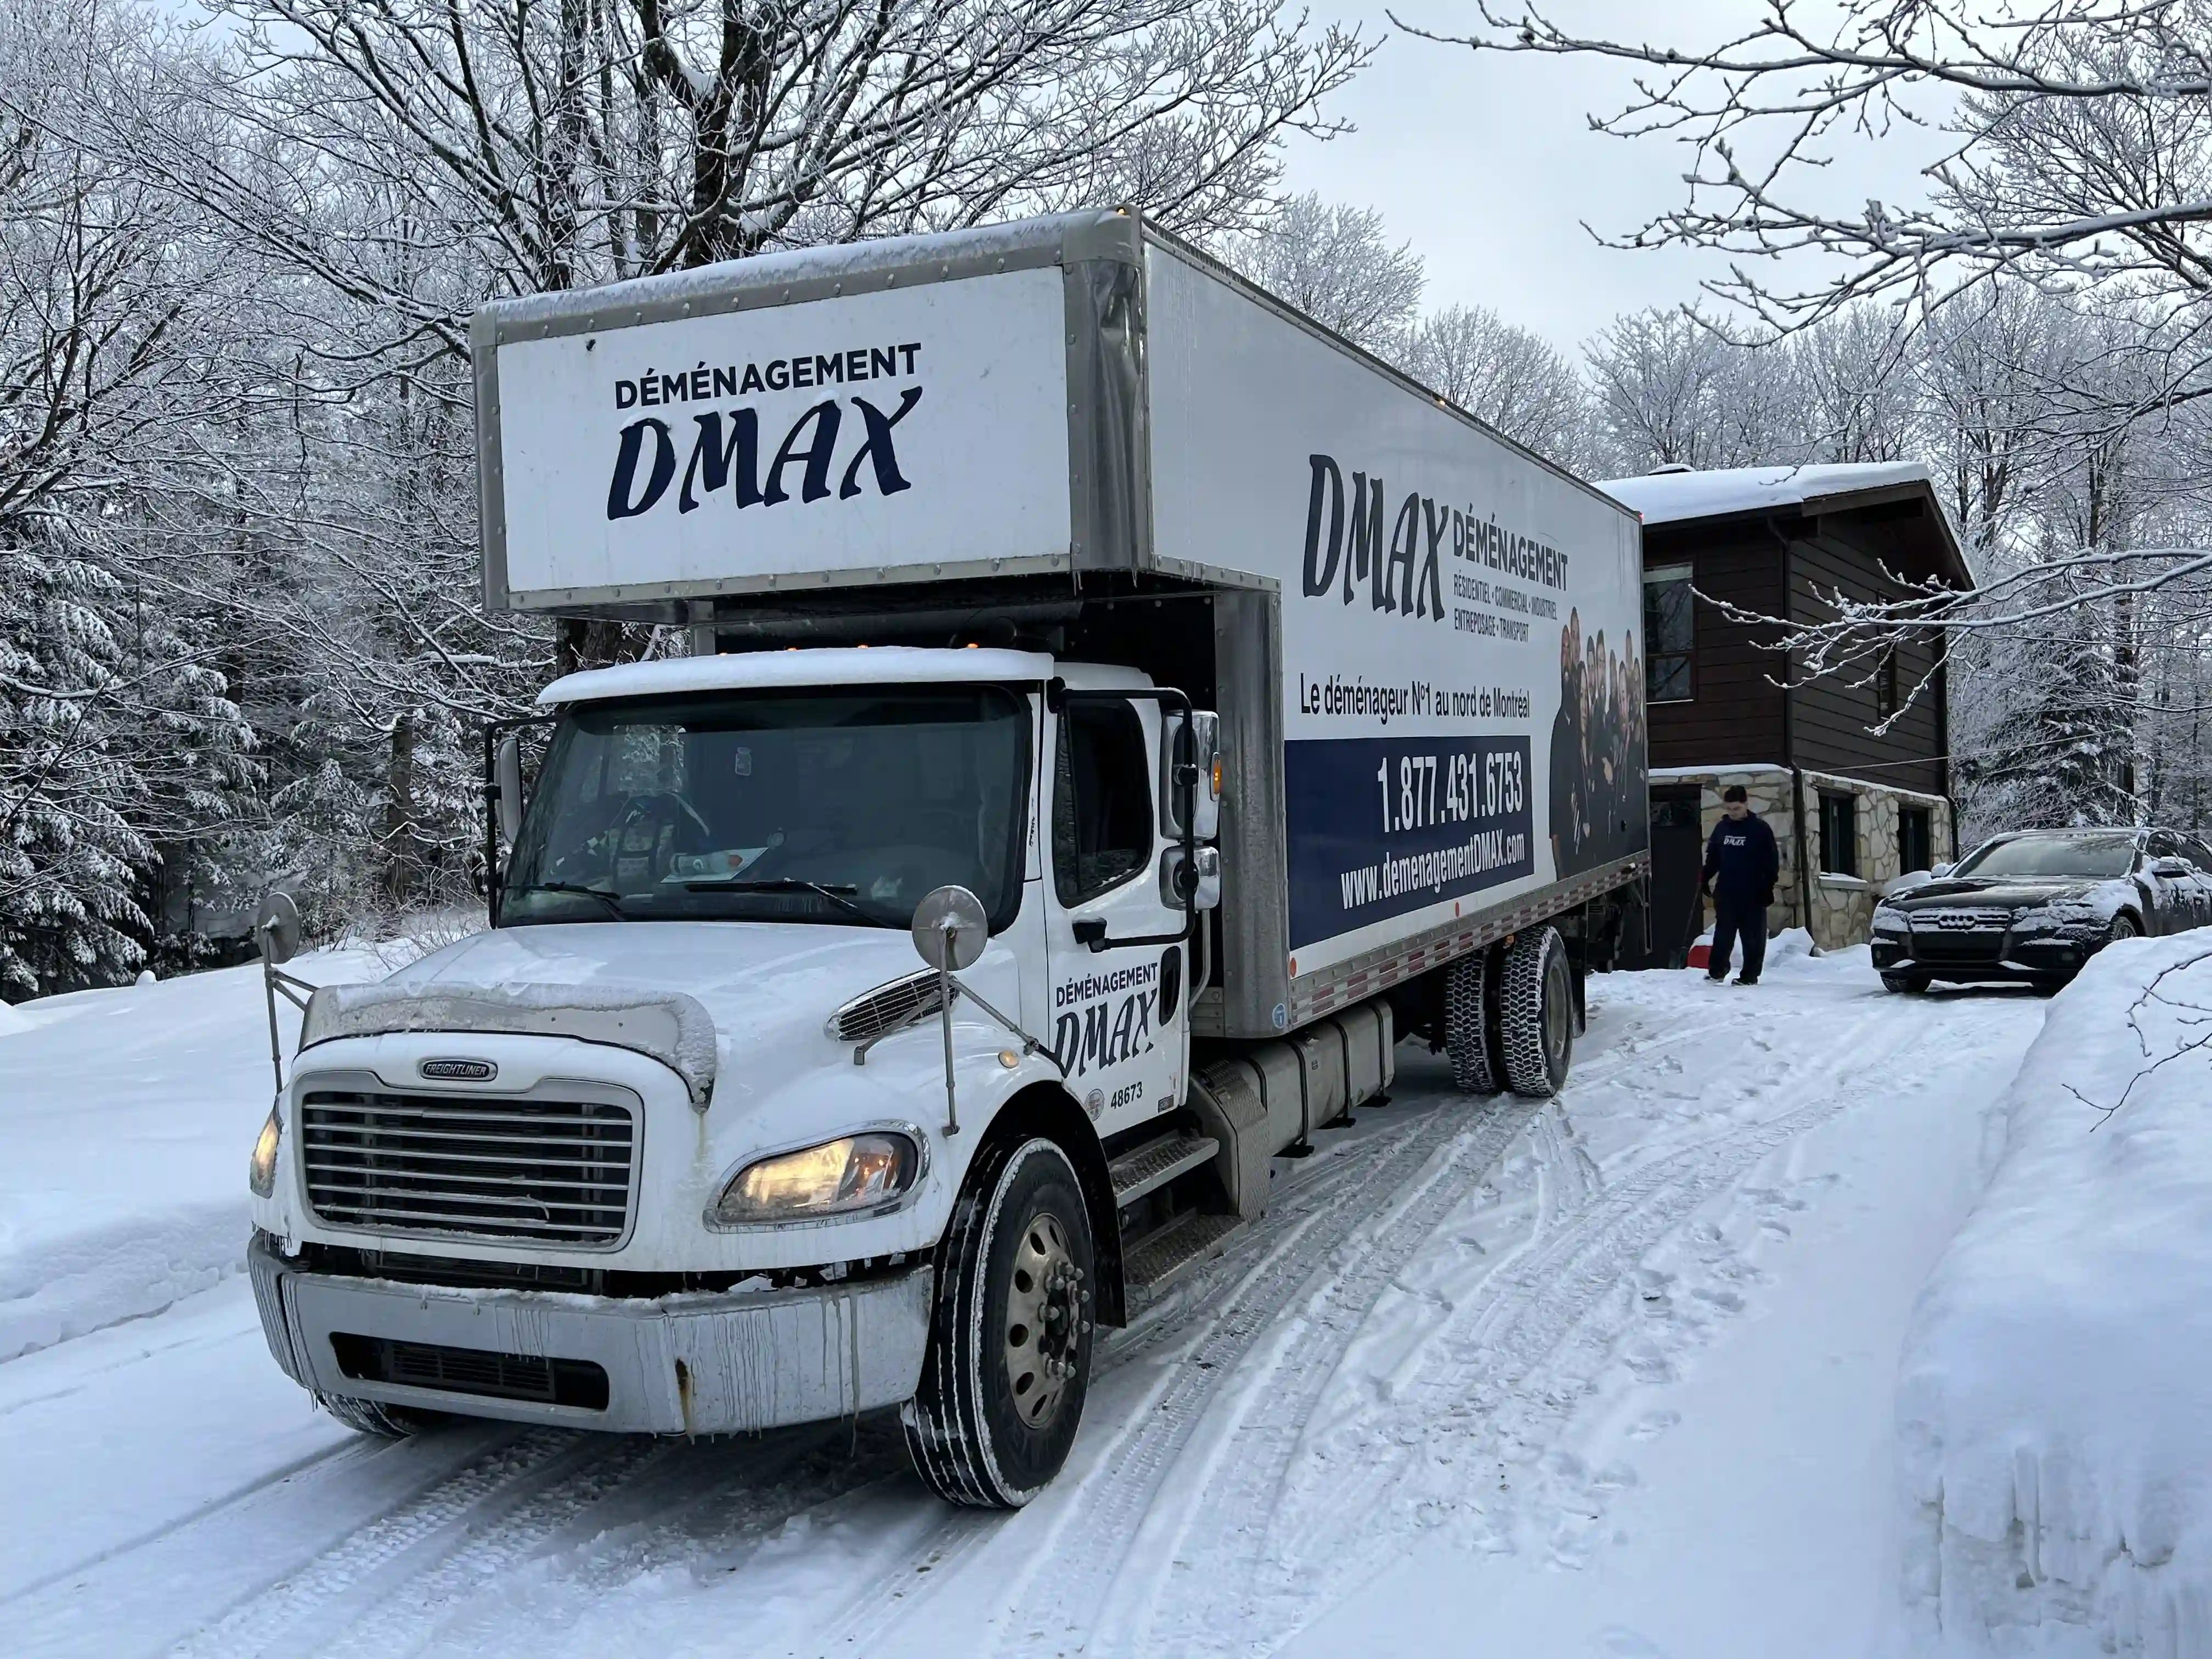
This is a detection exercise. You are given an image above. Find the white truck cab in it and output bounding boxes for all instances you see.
[246,210,1647,1507]
[252,646,1228,1503]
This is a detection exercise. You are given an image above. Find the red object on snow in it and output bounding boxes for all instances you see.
[1688,941,1711,970]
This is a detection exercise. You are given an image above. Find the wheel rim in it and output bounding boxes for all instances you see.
[1004,1209,1082,1429]
[2113,915,2138,940]
[1543,952,1571,1067]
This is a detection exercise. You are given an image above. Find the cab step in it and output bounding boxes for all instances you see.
[1108,1131,1220,1208]
[1124,1210,1245,1306]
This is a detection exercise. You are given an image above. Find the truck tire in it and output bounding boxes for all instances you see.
[316,1393,443,1438]
[904,1136,1095,1508]
[1499,927,1574,1098]
[1444,951,1499,1095]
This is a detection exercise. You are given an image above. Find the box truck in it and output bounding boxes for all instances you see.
[246,210,1648,1507]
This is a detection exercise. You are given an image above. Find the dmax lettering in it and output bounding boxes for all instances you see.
[1300,454,1446,621]
[1052,988,1155,1077]
[606,388,924,521]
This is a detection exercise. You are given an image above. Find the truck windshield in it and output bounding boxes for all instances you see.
[503,685,1031,930]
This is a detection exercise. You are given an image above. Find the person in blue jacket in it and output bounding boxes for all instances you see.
[1701,785,1779,985]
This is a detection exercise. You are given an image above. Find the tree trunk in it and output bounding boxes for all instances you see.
[381,709,420,908]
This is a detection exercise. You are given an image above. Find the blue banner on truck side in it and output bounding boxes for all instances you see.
[1284,735,1536,951]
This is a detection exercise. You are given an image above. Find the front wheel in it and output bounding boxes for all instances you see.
[1499,926,1575,1098]
[2111,913,2141,943]
[905,1137,1096,1508]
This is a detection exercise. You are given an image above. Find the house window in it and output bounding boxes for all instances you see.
[1899,805,1932,874]
[1875,649,1899,720]
[1643,563,1694,702]
[1819,792,1859,877]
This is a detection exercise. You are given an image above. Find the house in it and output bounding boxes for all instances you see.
[1598,462,1974,962]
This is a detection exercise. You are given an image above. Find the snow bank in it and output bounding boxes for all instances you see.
[0,949,388,1361]
[1899,934,2212,1652]
[0,998,27,1037]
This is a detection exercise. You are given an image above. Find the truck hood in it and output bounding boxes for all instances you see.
[378,921,939,1105]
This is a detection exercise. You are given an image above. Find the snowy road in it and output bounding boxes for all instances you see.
[2,945,2045,1657]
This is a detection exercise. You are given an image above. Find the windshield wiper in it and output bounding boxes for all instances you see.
[682,877,883,927]
[509,881,627,918]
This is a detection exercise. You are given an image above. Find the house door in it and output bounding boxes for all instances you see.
[1622,787,1705,969]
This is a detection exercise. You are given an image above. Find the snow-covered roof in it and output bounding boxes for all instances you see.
[538,646,1056,707]
[1596,462,1933,527]
[481,212,1121,330]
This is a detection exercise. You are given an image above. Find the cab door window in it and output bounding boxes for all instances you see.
[1053,701,1153,905]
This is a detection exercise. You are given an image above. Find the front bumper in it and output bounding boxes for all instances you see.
[1871,932,2096,981]
[249,1234,932,1434]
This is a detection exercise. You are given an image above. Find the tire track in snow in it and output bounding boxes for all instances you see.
[819,995,1739,1656]
[167,1430,647,1659]
[385,1418,918,1656]
[1145,1004,1938,1654]
[1034,1100,1545,1659]
[811,1099,1480,1656]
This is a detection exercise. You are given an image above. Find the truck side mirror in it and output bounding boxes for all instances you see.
[911,885,989,970]
[1160,710,1222,843]
[1161,844,1221,912]
[495,733,525,846]
[1929,862,1952,878]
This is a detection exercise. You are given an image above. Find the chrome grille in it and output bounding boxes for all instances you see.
[300,1089,636,1247]
[828,970,945,1043]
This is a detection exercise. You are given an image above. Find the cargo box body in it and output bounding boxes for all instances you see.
[474,211,1647,1040]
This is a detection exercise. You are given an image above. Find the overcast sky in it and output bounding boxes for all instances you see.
[1281,3,1942,355]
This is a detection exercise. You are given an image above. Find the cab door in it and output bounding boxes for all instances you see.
[1043,691,1190,1138]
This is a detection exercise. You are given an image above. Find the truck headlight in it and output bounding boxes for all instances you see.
[1872,909,1909,937]
[249,1105,283,1198]
[709,1132,921,1227]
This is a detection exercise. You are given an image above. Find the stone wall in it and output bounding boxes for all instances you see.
[1660,766,1954,951]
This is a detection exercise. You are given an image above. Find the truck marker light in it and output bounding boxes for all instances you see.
[998,1050,1020,1068]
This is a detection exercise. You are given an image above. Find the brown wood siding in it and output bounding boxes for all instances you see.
[1644,524,1787,770]
[1785,525,1946,794]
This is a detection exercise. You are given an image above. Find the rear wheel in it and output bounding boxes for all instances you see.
[1881,972,1929,994]
[905,1137,1095,1508]
[1500,927,1575,1098]
[1444,950,1499,1095]
[316,1393,443,1438]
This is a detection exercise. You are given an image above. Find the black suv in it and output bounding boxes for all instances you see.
[1871,827,2212,994]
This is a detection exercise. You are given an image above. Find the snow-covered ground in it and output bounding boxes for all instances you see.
[0,947,393,1361]
[1,940,2053,1656]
